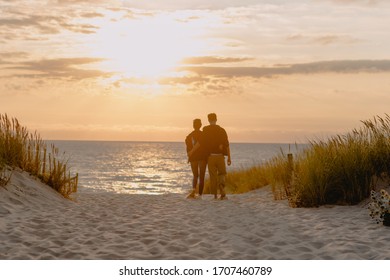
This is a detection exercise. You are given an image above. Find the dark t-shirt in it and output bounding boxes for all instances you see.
[185,130,208,162]
[202,124,229,156]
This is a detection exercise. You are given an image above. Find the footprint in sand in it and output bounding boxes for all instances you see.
[8,197,23,206]
[0,205,10,215]
[140,238,156,246]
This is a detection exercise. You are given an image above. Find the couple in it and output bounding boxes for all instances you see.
[185,113,232,200]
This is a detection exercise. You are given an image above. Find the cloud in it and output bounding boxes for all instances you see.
[0,52,29,66]
[121,0,267,10]
[160,59,390,95]
[159,76,210,86]
[325,0,380,4]
[181,56,254,65]
[286,34,360,45]
[0,51,29,60]
[79,12,105,18]
[0,51,27,57]
[53,0,115,4]
[4,57,113,80]
[0,9,99,38]
[178,60,390,79]
[282,60,390,74]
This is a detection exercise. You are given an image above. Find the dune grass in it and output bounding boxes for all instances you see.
[224,165,269,194]
[0,113,78,198]
[289,115,390,207]
[220,115,390,207]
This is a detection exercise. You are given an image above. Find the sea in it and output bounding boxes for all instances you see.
[50,141,307,195]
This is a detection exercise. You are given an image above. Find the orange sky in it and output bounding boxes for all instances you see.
[1,0,390,142]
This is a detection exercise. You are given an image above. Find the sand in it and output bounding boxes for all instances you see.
[0,169,389,260]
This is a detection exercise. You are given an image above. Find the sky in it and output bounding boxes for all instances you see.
[1,0,390,143]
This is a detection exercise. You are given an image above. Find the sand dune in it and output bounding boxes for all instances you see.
[0,169,389,260]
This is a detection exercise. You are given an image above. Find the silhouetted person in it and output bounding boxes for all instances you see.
[185,119,207,198]
[202,113,231,199]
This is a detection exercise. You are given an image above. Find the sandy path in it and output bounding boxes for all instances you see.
[0,170,389,260]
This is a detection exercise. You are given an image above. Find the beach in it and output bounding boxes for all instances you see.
[0,169,389,260]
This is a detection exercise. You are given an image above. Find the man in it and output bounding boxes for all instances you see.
[202,113,231,200]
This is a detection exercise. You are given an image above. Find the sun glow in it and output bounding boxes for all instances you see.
[91,12,208,79]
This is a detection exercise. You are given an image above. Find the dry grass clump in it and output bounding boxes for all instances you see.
[287,115,390,207]
[221,115,390,208]
[207,146,299,197]
[224,165,269,194]
[0,113,78,198]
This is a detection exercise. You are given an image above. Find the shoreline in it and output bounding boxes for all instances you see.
[0,170,389,260]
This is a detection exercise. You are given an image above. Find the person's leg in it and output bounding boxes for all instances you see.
[218,174,226,199]
[198,160,207,195]
[216,155,227,199]
[187,161,199,198]
[208,156,218,199]
[190,161,199,189]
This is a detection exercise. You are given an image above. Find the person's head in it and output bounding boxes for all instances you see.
[193,119,202,130]
[207,113,217,125]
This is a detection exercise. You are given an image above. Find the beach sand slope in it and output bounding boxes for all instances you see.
[0,170,389,259]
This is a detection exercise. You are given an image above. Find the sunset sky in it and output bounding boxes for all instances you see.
[1,0,390,143]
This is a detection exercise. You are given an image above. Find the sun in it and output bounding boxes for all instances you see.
[91,12,207,79]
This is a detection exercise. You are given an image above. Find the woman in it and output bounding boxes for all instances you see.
[185,119,207,199]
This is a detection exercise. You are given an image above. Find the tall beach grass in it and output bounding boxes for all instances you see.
[223,115,390,207]
[0,113,78,198]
